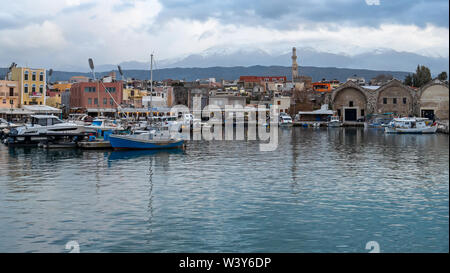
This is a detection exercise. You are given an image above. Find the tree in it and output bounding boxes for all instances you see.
[404,74,413,86]
[437,71,448,81]
[410,65,432,88]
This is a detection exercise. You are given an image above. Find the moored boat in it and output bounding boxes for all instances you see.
[109,123,184,150]
[327,115,341,127]
[384,117,438,134]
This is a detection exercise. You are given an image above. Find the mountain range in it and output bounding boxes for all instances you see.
[42,47,448,76]
[1,65,411,83]
[1,47,447,83]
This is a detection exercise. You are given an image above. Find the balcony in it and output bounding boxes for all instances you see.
[29,92,43,98]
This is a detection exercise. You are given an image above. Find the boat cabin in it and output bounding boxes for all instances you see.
[30,115,64,126]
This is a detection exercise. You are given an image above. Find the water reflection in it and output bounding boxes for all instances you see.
[0,128,448,253]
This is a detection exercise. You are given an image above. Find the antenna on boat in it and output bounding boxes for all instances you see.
[149,53,154,119]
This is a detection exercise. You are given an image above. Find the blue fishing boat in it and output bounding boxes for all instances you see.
[109,123,184,150]
[109,134,184,150]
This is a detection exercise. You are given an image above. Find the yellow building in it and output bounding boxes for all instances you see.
[123,88,147,107]
[11,67,46,106]
[46,83,72,108]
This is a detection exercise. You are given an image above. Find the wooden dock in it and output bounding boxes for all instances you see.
[77,140,112,149]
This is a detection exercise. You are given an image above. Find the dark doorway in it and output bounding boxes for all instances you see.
[344,108,357,121]
[421,109,435,120]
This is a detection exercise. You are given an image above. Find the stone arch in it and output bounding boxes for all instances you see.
[418,79,449,120]
[331,81,368,121]
[375,79,415,116]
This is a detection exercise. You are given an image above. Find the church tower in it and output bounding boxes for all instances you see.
[292,47,298,81]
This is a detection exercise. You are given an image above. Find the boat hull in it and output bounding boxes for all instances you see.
[109,135,184,150]
[385,125,438,134]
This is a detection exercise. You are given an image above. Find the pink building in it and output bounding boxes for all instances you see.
[0,80,20,109]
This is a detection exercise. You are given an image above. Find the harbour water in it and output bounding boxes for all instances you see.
[0,127,448,253]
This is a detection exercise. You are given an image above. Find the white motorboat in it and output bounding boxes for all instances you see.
[12,115,87,136]
[327,115,342,127]
[279,114,293,126]
[0,118,18,129]
[385,117,438,134]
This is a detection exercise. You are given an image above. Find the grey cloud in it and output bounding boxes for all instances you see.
[156,0,449,30]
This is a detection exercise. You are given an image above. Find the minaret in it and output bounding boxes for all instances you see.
[292,47,298,81]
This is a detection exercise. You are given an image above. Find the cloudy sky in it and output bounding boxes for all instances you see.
[0,0,448,70]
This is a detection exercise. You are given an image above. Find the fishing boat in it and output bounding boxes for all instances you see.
[84,118,124,131]
[108,53,184,150]
[365,113,393,128]
[327,115,341,127]
[385,117,438,134]
[108,124,184,150]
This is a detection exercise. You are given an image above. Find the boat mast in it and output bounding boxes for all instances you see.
[150,53,153,118]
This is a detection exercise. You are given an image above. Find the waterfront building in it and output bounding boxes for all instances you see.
[273,96,291,113]
[209,95,247,109]
[312,82,333,92]
[142,86,174,108]
[10,67,46,106]
[418,79,449,120]
[331,81,368,122]
[330,79,419,122]
[123,87,147,108]
[374,79,414,117]
[239,76,287,92]
[347,75,366,86]
[0,80,20,109]
[69,81,123,113]
[46,82,72,108]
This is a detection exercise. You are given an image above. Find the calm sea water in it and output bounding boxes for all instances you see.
[0,128,448,253]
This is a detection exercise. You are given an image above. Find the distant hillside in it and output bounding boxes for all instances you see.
[1,66,411,83]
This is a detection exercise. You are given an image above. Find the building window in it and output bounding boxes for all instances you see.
[39,72,44,81]
[85,87,96,92]
[337,109,341,116]
[39,85,44,93]
[24,71,29,80]
[2,99,6,104]
[32,72,36,81]
[103,98,107,105]
[383,98,387,104]
[393,98,397,104]
[10,100,13,105]
[24,84,28,93]
[94,98,98,105]
[361,109,365,116]
[24,101,27,105]
[277,101,281,105]
[349,101,354,107]
[88,98,92,105]
[403,97,407,104]
[32,84,36,93]
[40,101,42,105]
[110,98,114,105]
[9,87,14,96]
